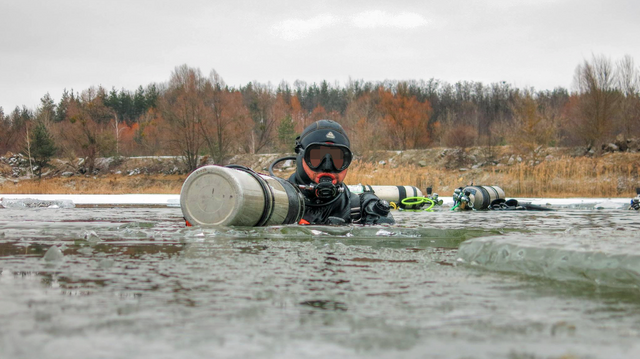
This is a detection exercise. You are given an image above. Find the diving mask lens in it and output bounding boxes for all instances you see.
[305,144,351,171]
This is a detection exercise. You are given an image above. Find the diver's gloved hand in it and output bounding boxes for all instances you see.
[359,193,395,225]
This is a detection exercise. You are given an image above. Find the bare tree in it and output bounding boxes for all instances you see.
[158,65,207,172]
[133,107,162,155]
[572,54,621,152]
[25,125,33,176]
[53,88,114,174]
[200,70,251,164]
[508,90,558,154]
[0,107,9,153]
[616,55,640,139]
[343,91,383,153]
[244,82,277,153]
[111,112,125,157]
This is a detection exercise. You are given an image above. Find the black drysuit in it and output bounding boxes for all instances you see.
[288,173,395,225]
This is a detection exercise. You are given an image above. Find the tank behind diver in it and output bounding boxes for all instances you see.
[391,186,444,211]
[452,185,554,211]
[347,184,440,210]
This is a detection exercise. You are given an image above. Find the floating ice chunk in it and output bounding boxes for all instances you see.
[77,247,94,255]
[83,230,101,243]
[376,229,395,236]
[595,200,625,210]
[0,198,75,209]
[458,233,640,289]
[43,246,64,262]
[98,258,115,269]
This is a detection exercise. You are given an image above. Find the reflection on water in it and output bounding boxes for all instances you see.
[1,207,640,358]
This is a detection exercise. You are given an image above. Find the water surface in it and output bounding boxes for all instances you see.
[1,206,639,359]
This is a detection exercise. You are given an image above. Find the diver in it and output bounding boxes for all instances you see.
[452,186,554,211]
[630,188,640,210]
[270,120,394,225]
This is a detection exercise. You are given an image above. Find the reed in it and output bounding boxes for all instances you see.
[346,155,640,198]
[498,155,640,197]
[1,154,638,198]
[0,175,185,194]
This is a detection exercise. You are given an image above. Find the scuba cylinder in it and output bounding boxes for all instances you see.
[348,184,424,210]
[452,185,505,210]
[180,165,305,227]
[452,185,555,211]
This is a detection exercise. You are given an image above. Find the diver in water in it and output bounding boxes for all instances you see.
[282,120,394,225]
[631,188,640,210]
[452,186,555,211]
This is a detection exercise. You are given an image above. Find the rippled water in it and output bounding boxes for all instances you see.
[1,206,640,359]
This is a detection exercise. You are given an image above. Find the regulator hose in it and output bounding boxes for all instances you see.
[268,156,297,177]
[399,196,436,212]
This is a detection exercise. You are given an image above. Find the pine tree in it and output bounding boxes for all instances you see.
[277,115,296,152]
[27,121,57,178]
[39,93,56,123]
[55,89,70,122]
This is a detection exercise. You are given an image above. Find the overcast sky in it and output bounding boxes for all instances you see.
[1,0,639,112]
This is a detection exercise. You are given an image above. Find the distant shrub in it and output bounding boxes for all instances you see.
[443,125,477,149]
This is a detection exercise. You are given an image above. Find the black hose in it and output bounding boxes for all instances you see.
[268,155,345,207]
[268,156,297,177]
[303,183,347,207]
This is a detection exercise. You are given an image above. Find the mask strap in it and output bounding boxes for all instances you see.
[294,136,303,154]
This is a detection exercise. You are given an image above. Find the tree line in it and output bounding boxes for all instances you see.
[1,54,639,174]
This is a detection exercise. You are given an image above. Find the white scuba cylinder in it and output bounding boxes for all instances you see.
[348,185,424,209]
[180,165,305,227]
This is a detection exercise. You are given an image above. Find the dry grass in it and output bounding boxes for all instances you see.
[2,154,639,198]
[0,174,186,194]
[499,154,640,197]
[346,154,640,198]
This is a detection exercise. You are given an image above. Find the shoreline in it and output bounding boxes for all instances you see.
[0,193,633,210]
[2,148,640,198]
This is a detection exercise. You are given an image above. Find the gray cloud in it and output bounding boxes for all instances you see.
[350,10,428,29]
[270,10,429,41]
[1,0,639,111]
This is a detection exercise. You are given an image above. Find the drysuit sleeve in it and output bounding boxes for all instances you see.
[357,192,395,225]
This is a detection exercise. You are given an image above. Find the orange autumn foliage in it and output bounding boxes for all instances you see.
[377,87,432,150]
